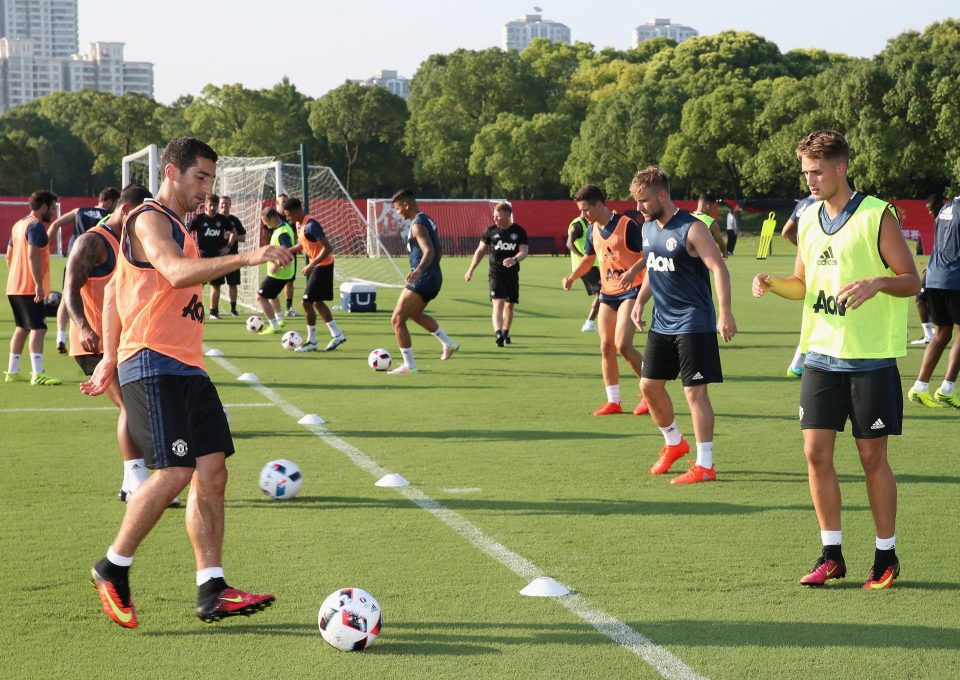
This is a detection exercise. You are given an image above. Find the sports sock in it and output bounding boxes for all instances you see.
[286,297,293,310]
[503,329,510,339]
[326,320,341,337]
[123,459,148,492]
[7,353,21,374]
[96,555,131,604]
[659,421,682,446]
[913,380,929,392]
[923,322,934,340]
[211,307,219,317]
[197,576,228,604]
[400,347,415,369]
[230,302,237,314]
[940,380,955,395]
[873,547,897,573]
[306,325,317,344]
[270,317,281,330]
[876,535,896,551]
[30,353,43,374]
[820,530,842,546]
[196,567,225,587]
[432,326,452,346]
[789,347,805,372]
[56,330,66,345]
[605,384,621,404]
[495,329,503,338]
[107,547,134,567]
[695,441,713,468]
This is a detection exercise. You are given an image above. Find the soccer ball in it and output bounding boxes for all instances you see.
[281,330,303,350]
[367,348,392,371]
[318,588,382,651]
[259,459,303,500]
[246,315,264,333]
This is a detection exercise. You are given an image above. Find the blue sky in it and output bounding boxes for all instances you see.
[79,0,957,104]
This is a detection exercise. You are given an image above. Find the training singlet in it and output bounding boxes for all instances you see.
[408,213,443,290]
[298,215,334,266]
[642,210,716,335]
[5,216,51,296]
[589,214,645,296]
[69,220,120,357]
[926,197,960,291]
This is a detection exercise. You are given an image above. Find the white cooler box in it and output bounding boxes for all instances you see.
[339,282,377,312]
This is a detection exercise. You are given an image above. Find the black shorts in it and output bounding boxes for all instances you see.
[8,295,46,330]
[799,365,903,439]
[121,374,234,470]
[209,275,225,286]
[75,353,102,376]
[581,267,601,295]
[303,263,334,302]
[916,271,928,303]
[927,288,960,326]
[259,275,293,300]
[642,330,723,386]
[407,285,440,304]
[224,269,241,286]
[489,269,519,303]
[599,287,639,311]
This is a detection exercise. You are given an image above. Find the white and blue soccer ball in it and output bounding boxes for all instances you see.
[318,587,383,651]
[367,348,392,371]
[259,459,303,500]
[281,330,303,351]
[246,315,264,333]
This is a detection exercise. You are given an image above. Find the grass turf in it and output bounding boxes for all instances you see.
[1,239,959,679]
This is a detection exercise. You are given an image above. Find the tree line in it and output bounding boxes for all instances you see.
[1,20,957,200]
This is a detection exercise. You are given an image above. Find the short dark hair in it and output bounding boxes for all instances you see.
[495,202,512,214]
[391,188,416,203]
[796,130,849,163]
[160,136,218,174]
[926,193,945,213]
[98,187,120,203]
[282,197,302,212]
[573,184,605,204]
[118,183,152,208]
[205,193,219,205]
[220,195,231,202]
[29,190,58,211]
[698,193,717,204]
[261,207,283,222]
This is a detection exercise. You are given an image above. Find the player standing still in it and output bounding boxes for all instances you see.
[218,196,246,317]
[753,130,920,588]
[188,194,235,320]
[465,203,528,346]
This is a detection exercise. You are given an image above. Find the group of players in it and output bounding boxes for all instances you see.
[4,128,960,632]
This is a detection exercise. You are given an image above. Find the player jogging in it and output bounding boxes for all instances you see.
[281,197,345,352]
[465,202,529,346]
[562,185,649,417]
[82,136,291,628]
[753,130,920,589]
[566,215,602,332]
[256,208,297,335]
[387,188,459,375]
[629,167,735,485]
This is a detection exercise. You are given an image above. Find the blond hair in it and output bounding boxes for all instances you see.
[629,166,670,198]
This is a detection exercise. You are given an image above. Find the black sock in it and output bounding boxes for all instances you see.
[198,576,228,604]
[212,307,219,316]
[496,329,503,338]
[95,557,131,604]
[823,544,843,562]
[503,330,510,338]
[230,302,237,313]
[286,298,293,310]
[873,547,897,570]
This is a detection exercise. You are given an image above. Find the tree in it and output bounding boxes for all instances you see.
[0,106,93,194]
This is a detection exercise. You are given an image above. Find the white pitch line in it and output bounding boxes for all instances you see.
[0,402,274,414]
[208,353,707,680]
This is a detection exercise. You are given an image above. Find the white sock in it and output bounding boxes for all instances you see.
[432,326,452,346]
[876,535,895,551]
[923,322,934,339]
[400,347,415,369]
[30,353,43,374]
[306,325,317,343]
[56,330,66,345]
[605,384,620,404]
[7,353,21,374]
[940,380,955,395]
[196,566,224,586]
[695,441,713,468]
[913,380,929,393]
[820,530,842,546]
[107,547,133,567]
[659,420,682,446]
[326,320,341,337]
[123,459,149,492]
[270,317,281,330]
[789,347,805,372]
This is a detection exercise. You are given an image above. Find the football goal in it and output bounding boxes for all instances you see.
[366,199,506,258]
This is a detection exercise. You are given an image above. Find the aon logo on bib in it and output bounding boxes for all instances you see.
[646,252,675,272]
[812,290,847,316]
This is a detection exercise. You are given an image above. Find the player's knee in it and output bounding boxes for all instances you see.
[933,325,953,342]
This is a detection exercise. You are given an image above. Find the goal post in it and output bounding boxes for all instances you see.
[121,144,160,195]
[366,199,506,258]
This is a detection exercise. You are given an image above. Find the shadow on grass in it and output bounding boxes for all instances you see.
[727,469,960,485]
[329,428,628,442]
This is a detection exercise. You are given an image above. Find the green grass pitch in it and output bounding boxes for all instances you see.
[1,240,958,679]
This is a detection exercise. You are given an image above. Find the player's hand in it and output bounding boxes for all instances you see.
[79,325,100,354]
[80,356,117,397]
[405,269,421,284]
[717,312,737,342]
[34,285,45,304]
[837,278,881,310]
[218,246,230,256]
[302,264,314,277]
[247,245,292,268]
[631,302,646,331]
[561,276,573,291]
[503,257,517,268]
[752,273,772,298]
[464,270,473,282]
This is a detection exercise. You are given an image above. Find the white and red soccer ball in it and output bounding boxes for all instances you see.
[318,587,382,651]
[259,459,303,500]
[246,315,264,333]
[281,330,303,351]
[367,348,392,371]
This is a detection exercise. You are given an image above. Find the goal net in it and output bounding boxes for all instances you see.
[366,199,505,258]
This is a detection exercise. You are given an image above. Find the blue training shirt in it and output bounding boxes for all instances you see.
[926,197,960,291]
[407,212,443,291]
[642,210,716,334]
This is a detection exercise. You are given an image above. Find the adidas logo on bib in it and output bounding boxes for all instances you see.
[870,418,885,430]
[817,246,837,266]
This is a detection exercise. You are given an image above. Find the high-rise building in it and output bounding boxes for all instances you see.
[631,18,698,47]
[0,0,153,113]
[355,69,410,99]
[501,13,571,51]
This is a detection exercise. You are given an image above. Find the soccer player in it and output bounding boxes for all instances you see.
[629,167,735,485]
[47,187,120,353]
[753,129,920,589]
[464,202,529,346]
[691,194,727,256]
[5,190,61,385]
[218,196,246,317]
[256,207,297,335]
[562,185,648,417]
[276,193,297,317]
[387,188,459,374]
[907,194,960,409]
[566,214,601,332]
[281,197,345,352]
[65,183,155,501]
[188,194,234,320]
[725,204,741,256]
[909,194,946,345]
[81,136,290,628]
[781,194,817,377]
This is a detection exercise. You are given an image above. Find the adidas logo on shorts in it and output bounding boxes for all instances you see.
[691,371,704,380]
[870,418,886,430]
